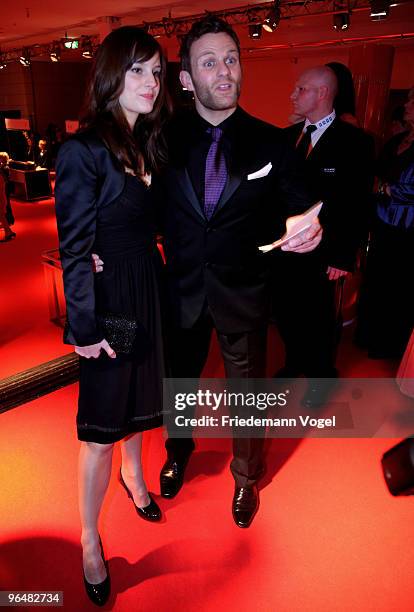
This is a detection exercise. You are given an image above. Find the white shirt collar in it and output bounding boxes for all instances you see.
[304,110,336,131]
[303,111,336,147]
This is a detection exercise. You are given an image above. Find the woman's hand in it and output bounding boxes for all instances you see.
[75,339,116,359]
[91,253,104,273]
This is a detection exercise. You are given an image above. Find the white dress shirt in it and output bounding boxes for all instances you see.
[303,110,336,148]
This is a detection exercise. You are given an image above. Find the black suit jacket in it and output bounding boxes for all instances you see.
[55,131,125,345]
[284,119,374,272]
[160,107,312,333]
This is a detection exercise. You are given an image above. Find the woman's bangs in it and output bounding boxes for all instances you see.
[128,38,160,70]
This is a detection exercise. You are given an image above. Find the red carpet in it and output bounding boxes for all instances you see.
[1,384,414,611]
[0,195,71,379]
[1,193,413,611]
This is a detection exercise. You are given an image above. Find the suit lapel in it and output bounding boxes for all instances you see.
[212,169,243,216]
[175,167,205,220]
[210,108,251,217]
[175,140,246,221]
[307,119,337,159]
[173,107,260,221]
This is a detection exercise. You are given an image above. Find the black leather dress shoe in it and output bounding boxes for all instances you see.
[83,538,110,607]
[301,378,337,409]
[119,470,161,522]
[160,453,192,499]
[232,485,259,528]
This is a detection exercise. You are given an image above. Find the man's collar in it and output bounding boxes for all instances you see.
[196,106,241,134]
[304,110,336,130]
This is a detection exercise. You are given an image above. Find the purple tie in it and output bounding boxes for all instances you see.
[204,127,227,220]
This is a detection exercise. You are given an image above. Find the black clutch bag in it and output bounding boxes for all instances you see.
[97,313,150,358]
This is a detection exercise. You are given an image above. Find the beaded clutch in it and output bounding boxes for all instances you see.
[97,313,147,355]
[64,314,150,358]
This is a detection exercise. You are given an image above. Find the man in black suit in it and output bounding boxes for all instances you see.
[273,66,374,405]
[159,17,322,528]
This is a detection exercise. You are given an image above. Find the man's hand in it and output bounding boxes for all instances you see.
[92,253,103,273]
[75,339,116,359]
[281,217,322,253]
[326,266,348,281]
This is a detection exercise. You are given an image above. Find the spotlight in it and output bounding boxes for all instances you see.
[370,0,390,20]
[333,12,350,30]
[19,49,30,67]
[50,44,61,62]
[263,2,281,32]
[162,17,176,38]
[0,55,6,70]
[248,23,262,39]
[81,39,93,59]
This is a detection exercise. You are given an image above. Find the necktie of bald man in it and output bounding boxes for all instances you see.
[204,126,227,220]
[296,124,317,159]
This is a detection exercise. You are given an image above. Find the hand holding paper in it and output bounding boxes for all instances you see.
[259,201,323,253]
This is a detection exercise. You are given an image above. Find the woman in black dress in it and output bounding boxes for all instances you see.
[55,27,170,606]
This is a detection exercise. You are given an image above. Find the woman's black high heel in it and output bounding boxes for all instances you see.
[119,469,161,522]
[83,537,110,607]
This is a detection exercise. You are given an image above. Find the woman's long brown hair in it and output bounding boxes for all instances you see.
[80,26,171,175]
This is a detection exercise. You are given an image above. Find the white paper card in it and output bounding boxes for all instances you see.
[258,201,323,253]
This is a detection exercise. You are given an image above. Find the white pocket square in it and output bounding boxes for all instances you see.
[247,162,272,181]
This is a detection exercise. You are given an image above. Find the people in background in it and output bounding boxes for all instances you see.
[22,130,35,162]
[289,62,360,127]
[274,66,374,407]
[0,152,16,242]
[35,139,51,169]
[388,105,408,139]
[46,123,63,169]
[362,91,414,360]
[325,61,359,126]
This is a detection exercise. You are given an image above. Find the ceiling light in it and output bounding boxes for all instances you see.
[19,49,30,67]
[333,12,350,30]
[248,23,262,39]
[263,2,281,32]
[370,0,390,20]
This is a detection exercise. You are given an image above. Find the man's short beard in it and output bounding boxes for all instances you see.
[193,80,240,111]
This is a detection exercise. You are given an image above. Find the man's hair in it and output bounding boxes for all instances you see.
[179,15,240,73]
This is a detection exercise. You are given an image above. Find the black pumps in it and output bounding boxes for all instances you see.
[119,470,161,522]
[83,538,110,607]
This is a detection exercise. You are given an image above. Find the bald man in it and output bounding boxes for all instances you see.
[273,66,374,406]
